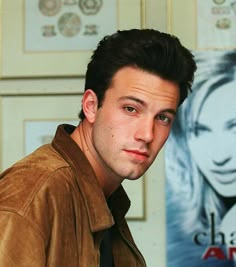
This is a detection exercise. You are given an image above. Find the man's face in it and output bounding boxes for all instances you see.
[91,67,180,181]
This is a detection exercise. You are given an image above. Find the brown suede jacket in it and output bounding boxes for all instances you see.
[0,124,146,267]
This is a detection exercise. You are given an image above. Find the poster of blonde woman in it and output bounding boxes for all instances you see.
[165,50,236,267]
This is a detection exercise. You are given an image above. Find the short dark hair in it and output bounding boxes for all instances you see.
[79,29,196,120]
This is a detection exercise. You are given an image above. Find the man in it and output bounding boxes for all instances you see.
[0,29,196,266]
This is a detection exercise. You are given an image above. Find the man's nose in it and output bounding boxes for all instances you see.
[134,118,154,143]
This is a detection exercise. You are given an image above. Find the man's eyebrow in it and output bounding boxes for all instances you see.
[162,109,177,116]
[118,96,145,105]
[118,95,177,115]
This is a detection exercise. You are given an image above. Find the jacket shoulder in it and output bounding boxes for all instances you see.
[0,144,76,216]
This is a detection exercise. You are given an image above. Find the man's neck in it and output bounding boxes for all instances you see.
[70,120,123,198]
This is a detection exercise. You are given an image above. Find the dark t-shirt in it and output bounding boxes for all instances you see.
[100,228,114,267]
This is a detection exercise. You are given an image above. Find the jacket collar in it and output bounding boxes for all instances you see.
[52,124,130,232]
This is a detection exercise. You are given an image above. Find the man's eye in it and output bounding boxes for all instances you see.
[157,114,170,124]
[124,106,136,113]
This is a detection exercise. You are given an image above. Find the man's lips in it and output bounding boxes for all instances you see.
[123,149,149,160]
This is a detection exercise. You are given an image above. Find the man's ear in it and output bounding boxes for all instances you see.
[82,89,98,123]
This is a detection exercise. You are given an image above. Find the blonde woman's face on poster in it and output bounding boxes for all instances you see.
[187,82,236,197]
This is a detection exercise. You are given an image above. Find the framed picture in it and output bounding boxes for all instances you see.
[0,95,82,169]
[196,0,236,49]
[0,0,144,78]
[0,95,145,220]
[167,0,236,50]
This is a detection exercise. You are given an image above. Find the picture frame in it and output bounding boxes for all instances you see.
[0,0,144,78]
[196,0,236,50]
[0,95,146,220]
[167,0,236,50]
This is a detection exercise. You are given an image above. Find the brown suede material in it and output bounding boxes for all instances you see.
[0,124,146,266]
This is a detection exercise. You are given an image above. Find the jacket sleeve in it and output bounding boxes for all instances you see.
[0,211,46,267]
